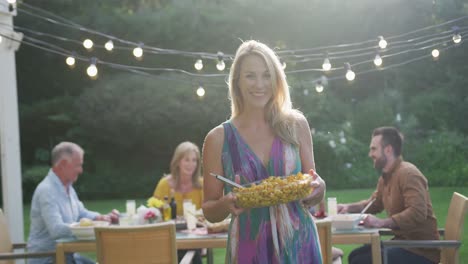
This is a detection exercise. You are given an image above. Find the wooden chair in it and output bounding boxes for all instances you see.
[316,219,333,264]
[95,221,195,264]
[0,208,55,264]
[381,192,468,264]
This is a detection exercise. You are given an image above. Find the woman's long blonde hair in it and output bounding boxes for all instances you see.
[169,141,202,189]
[228,40,302,145]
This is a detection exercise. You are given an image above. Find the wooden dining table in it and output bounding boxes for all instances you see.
[315,217,382,264]
[55,230,227,264]
[56,220,382,264]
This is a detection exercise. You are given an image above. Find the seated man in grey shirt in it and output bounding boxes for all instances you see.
[27,142,118,264]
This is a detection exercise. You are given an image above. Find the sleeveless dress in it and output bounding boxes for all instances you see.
[222,121,322,264]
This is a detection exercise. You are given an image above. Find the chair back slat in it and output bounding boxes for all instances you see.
[316,220,333,264]
[95,222,178,264]
[442,192,468,264]
[0,209,14,264]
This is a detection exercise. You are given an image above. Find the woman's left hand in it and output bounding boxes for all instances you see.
[301,169,326,208]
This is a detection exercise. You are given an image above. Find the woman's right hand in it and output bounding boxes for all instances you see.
[221,192,244,217]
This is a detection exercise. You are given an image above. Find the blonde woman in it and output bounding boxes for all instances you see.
[153,141,203,216]
[153,141,203,264]
[202,40,326,263]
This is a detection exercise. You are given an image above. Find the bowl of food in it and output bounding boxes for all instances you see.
[331,214,365,230]
[233,172,314,208]
[69,218,110,240]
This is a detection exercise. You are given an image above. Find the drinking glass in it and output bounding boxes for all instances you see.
[126,200,136,216]
[185,205,197,230]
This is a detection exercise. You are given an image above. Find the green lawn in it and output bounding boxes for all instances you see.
[21,187,467,263]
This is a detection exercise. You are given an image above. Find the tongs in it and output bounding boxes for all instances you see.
[209,173,244,189]
[359,197,376,219]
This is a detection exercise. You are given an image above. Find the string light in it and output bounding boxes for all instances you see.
[396,113,402,122]
[5,2,468,85]
[452,33,462,43]
[322,57,332,71]
[344,63,355,81]
[431,49,440,58]
[194,59,203,71]
[104,40,114,51]
[196,84,205,97]
[86,57,98,79]
[378,36,388,49]
[82,39,93,50]
[65,54,75,67]
[216,51,225,71]
[373,53,383,66]
[133,43,143,59]
[16,2,468,64]
[451,26,462,44]
[315,81,324,93]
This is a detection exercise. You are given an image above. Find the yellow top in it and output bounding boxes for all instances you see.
[153,176,203,216]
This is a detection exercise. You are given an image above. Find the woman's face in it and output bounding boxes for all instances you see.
[178,150,198,177]
[238,54,273,110]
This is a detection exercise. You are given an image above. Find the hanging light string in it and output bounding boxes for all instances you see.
[276,16,468,55]
[0,24,229,78]
[305,41,459,87]
[287,26,468,63]
[15,4,232,61]
[3,2,466,88]
[3,23,464,78]
[6,20,464,63]
[16,2,468,61]
[281,30,467,74]
[2,20,466,75]
[0,32,228,88]
[2,27,461,89]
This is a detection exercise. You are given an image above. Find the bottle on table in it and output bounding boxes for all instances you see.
[163,196,172,221]
[170,197,177,220]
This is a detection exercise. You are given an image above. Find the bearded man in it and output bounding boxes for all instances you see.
[337,126,440,264]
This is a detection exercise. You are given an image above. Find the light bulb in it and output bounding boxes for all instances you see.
[196,86,205,97]
[322,58,331,71]
[346,70,355,81]
[133,46,143,58]
[216,60,225,71]
[194,59,203,71]
[431,49,440,58]
[216,51,225,71]
[87,64,98,78]
[396,113,402,122]
[340,137,347,144]
[66,56,75,66]
[105,40,114,51]
[315,83,324,93]
[378,36,387,49]
[344,63,355,81]
[83,39,93,50]
[374,54,383,66]
[452,33,462,44]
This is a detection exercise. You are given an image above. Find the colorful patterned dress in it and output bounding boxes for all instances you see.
[222,121,322,264]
